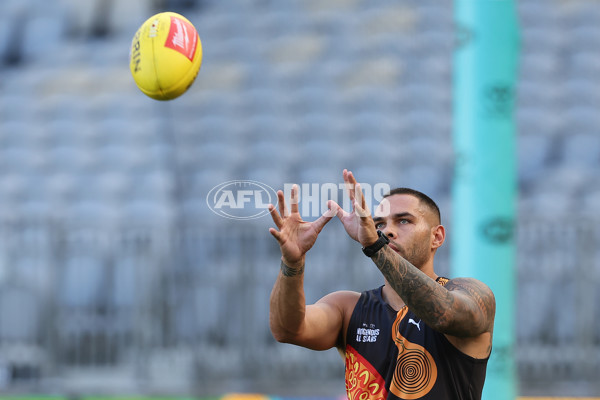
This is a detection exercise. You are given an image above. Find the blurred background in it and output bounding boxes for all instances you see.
[0,0,599,398]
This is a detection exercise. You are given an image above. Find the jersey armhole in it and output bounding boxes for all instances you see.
[340,290,369,351]
[439,332,491,363]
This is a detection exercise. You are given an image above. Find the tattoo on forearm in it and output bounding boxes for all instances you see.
[372,246,452,320]
[280,260,304,277]
[371,246,493,336]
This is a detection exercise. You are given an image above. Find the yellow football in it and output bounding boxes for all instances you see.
[130,12,203,101]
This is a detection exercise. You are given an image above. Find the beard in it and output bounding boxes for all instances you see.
[389,239,430,269]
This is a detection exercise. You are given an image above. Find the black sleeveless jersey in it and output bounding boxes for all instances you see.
[344,281,489,400]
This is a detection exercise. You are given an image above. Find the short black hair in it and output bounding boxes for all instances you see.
[383,188,441,224]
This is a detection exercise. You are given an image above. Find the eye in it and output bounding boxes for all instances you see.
[375,222,385,229]
[399,219,409,225]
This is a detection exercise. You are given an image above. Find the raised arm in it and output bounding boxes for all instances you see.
[268,185,354,350]
[371,245,495,337]
[333,169,495,340]
[270,270,359,350]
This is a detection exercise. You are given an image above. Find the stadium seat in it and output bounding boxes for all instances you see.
[22,15,66,62]
[45,172,82,207]
[418,4,453,32]
[402,164,450,200]
[0,287,41,342]
[0,120,37,149]
[518,132,555,187]
[45,145,95,177]
[292,111,346,143]
[520,188,573,217]
[58,252,106,307]
[295,165,342,188]
[557,132,600,168]
[110,256,138,308]
[562,76,600,108]
[570,50,600,77]
[109,0,152,35]
[517,79,561,110]
[580,189,600,214]
[286,84,338,116]
[519,51,561,84]
[35,92,90,123]
[0,93,34,122]
[0,175,28,219]
[561,105,600,135]
[120,199,174,227]
[564,2,600,32]
[569,25,600,51]
[518,1,557,28]
[67,199,121,227]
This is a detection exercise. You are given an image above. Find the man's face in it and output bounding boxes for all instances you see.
[372,194,437,269]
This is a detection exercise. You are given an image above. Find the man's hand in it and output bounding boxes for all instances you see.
[268,184,337,270]
[331,169,379,247]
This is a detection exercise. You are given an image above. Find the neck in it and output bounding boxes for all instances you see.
[381,283,405,311]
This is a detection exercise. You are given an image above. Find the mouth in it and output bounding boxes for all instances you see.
[388,242,401,254]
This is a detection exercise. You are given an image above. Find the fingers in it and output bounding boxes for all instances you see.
[269,185,301,242]
[328,199,342,215]
[290,184,299,215]
[268,203,283,229]
[350,180,371,221]
[324,200,339,218]
[354,182,368,212]
[343,169,355,204]
[276,185,301,217]
[312,203,337,233]
[344,169,358,186]
[343,169,367,211]
[277,190,288,218]
[268,227,283,243]
[353,199,371,220]
[330,199,349,220]
[270,185,300,237]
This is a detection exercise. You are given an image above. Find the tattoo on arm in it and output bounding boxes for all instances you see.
[371,246,494,336]
[444,278,496,331]
[280,260,305,277]
[372,246,453,322]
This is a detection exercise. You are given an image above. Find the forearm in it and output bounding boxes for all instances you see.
[269,260,307,342]
[371,245,462,333]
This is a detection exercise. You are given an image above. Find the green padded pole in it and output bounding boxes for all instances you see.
[452,1,520,399]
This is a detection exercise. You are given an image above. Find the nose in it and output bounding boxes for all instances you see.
[380,225,397,240]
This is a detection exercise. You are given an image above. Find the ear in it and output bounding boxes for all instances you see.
[431,224,445,250]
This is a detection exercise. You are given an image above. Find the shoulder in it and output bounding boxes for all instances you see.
[445,278,495,298]
[317,290,361,311]
[445,277,496,319]
[442,278,495,356]
[316,291,361,351]
[315,290,362,329]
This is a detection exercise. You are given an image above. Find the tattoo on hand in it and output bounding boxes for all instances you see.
[280,261,305,277]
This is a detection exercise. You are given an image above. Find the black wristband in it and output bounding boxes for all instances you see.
[362,230,390,257]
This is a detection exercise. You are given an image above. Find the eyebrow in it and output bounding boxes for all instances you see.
[373,212,415,223]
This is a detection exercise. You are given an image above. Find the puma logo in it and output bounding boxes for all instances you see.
[408,318,421,331]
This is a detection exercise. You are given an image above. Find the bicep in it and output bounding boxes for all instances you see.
[442,278,496,337]
[290,291,359,351]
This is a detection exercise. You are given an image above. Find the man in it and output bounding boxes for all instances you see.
[268,169,495,400]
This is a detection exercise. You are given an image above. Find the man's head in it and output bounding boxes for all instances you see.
[383,188,441,225]
[373,188,445,272]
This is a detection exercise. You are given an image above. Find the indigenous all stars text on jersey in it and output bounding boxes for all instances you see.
[356,324,381,343]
